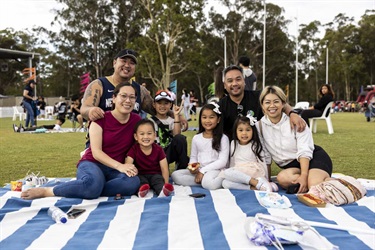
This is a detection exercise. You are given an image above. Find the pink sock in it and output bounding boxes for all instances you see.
[138,184,150,197]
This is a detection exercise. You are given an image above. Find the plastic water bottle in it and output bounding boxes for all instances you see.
[48,206,68,224]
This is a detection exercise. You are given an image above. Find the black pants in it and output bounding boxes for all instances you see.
[139,174,164,195]
[301,109,323,126]
[281,145,333,175]
[23,124,56,131]
[164,134,189,170]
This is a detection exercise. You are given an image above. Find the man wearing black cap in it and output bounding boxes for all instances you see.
[22,79,37,127]
[80,49,187,130]
[80,49,153,120]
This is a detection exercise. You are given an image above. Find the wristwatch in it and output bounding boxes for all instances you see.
[288,110,298,116]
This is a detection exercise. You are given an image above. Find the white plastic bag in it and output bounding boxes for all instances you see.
[244,213,339,250]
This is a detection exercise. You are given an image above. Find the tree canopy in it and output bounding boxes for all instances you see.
[0,0,374,105]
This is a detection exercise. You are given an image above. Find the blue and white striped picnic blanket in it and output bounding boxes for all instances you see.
[1,179,374,249]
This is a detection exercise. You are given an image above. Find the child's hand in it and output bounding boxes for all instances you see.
[195,172,204,184]
[188,163,200,174]
[173,104,183,116]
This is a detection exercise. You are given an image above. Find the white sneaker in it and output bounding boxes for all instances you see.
[24,172,48,186]
[53,124,61,131]
[256,177,273,192]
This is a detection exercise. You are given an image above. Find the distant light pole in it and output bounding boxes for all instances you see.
[326,45,329,84]
[262,0,266,89]
[224,36,227,68]
[295,17,299,104]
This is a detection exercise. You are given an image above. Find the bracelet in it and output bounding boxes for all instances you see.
[288,110,298,116]
[174,121,180,123]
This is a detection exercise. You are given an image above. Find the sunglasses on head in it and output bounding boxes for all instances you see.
[237,105,244,117]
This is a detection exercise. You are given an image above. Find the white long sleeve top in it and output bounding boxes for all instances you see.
[229,140,268,179]
[189,133,230,174]
[256,113,314,167]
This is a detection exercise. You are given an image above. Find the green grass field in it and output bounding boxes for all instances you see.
[0,112,374,186]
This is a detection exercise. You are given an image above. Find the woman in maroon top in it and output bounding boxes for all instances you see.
[22,83,141,200]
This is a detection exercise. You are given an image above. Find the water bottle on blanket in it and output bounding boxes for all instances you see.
[48,206,68,224]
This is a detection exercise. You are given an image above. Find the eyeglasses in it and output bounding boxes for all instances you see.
[117,93,136,102]
[237,105,243,117]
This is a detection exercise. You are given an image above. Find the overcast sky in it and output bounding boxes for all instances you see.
[0,0,374,37]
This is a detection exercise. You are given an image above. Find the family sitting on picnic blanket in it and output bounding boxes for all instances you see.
[20,66,367,206]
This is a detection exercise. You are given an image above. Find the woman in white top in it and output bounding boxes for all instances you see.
[257,86,332,194]
[172,103,229,190]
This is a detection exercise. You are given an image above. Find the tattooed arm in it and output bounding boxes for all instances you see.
[80,79,104,121]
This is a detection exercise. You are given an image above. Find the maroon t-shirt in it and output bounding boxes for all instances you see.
[79,111,141,165]
[127,143,166,175]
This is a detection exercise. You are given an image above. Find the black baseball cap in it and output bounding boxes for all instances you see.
[115,49,138,64]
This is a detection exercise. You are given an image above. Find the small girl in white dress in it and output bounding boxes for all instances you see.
[222,114,277,192]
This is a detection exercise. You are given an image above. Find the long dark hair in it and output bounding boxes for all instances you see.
[198,103,223,151]
[182,88,188,98]
[231,116,263,161]
[111,82,137,110]
[319,84,335,98]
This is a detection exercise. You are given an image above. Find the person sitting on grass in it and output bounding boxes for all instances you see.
[222,115,278,192]
[21,82,141,200]
[125,119,174,198]
[171,103,229,190]
[69,94,86,132]
[13,101,68,132]
[150,90,189,170]
[257,85,333,194]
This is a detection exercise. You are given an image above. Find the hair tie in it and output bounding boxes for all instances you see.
[210,102,221,114]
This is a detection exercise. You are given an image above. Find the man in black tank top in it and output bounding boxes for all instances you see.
[80,49,188,126]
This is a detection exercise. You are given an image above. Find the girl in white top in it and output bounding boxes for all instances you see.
[181,88,191,121]
[222,115,277,192]
[257,86,332,194]
[172,103,229,190]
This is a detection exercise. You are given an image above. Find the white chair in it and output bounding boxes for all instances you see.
[45,106,55,119]
[309,101,334,134]
[294,101,309,110]
[12,106,26,121]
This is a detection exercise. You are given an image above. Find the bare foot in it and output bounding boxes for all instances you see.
[21,187,54,200]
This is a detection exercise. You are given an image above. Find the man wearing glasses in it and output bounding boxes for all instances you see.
[218,65,305,140]
[80,49,187,129]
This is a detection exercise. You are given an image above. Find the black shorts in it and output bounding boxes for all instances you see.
[280,145,332,176]
[57,114,66,124]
